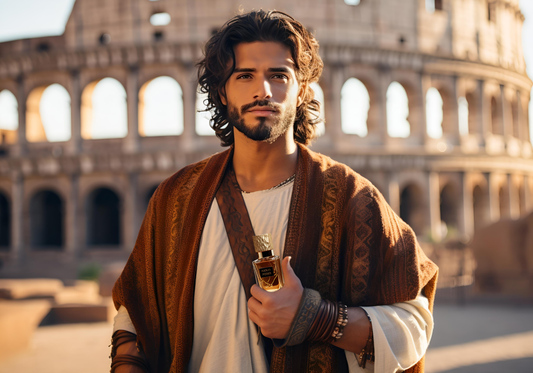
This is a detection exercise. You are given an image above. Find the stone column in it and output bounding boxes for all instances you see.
[508,174,520,220]
[66,70,82,155]
[427,171,441,241]
[328,66,344,148]
[387,172,400,215]
[478,80,490,141]
[65,174,79,257]
[182,67,198,152]
[449,76,461,144]
[378,67,392,147]
[488,173,500,222]
[458,172,474,239]
[10,171,24,263]
[13,75,27,157]
[525,175,532,213]
[124,172,138,251]
[501,85,512,138]
[123,66,140,153]
[420,74,431,146]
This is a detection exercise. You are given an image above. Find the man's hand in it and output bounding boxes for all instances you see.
[247,256,304,339]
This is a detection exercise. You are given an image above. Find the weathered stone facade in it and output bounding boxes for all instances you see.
[0,0,531,279]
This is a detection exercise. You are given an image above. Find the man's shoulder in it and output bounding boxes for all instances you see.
[151,149,229,203]
[304,147,377,196]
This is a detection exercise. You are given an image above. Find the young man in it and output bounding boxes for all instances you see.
[111,10,438,373]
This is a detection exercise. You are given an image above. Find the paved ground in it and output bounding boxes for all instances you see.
[0,303,532,372]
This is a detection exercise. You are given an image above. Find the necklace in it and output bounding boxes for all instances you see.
[241,174,296,194]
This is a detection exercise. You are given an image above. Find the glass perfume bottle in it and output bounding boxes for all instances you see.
[252,233,285,292]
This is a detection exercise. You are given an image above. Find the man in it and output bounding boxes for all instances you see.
[111,10,438,373]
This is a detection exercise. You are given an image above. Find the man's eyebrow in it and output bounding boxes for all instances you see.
[232,67,292,73]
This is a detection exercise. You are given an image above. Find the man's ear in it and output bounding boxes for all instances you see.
[219,86,227,106]
[297,82,307,107]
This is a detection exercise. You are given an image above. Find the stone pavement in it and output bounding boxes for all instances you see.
[0,303,532,372]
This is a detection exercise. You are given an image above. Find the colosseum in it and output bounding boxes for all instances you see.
[0,0,531,279]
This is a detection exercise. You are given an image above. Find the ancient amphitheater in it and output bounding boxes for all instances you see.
[0,0,531,279]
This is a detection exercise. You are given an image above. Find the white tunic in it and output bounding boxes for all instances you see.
[114,181,433,372]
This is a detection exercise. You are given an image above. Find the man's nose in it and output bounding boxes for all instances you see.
[253,78,272,100]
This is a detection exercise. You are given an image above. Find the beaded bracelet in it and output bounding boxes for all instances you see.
[330,302,348,342]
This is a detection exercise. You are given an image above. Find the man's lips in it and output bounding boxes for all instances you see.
[246,107,277,116]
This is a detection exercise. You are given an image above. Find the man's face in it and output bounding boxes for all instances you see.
[221,41,303,144]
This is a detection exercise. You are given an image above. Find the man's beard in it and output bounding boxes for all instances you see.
[228,99,296,144]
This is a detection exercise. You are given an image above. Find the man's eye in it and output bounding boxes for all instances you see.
[237,74,252,79]
[272,74,288,80]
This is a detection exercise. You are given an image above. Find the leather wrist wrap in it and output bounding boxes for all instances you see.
[272,288,322,347]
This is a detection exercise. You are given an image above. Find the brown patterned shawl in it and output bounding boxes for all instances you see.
[112,144,438,373]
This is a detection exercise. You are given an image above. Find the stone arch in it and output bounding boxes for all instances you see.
[341,78,370,137]
[26,84,71,142]
[473,184,488,232]
[29,190,64,249]
[399,183,424,235]
[387,82,411,138]
[0,191,10,248]
[195,88,213,136]
[310,82,325,136]
[490,96,503,135]
[440,183,459,237]
[0,89,18,144]
[81,78,127,139]
[139,76,184,137]
[86,187,121,246]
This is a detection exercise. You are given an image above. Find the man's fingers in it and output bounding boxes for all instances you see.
[250,283,269,302]
[281,256,299,286]
[247,295,262,314]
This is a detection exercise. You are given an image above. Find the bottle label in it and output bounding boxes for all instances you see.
[259,267,274,278]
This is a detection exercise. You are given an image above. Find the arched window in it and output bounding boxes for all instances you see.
[0,192,9,249]
[458,96,469,136]
[26,84,71,142]
[30,190,63,249]
[196,90,214,136]
[81,78,127,139]
[341,78,370,137]
[310,82,325,136]
[86,188,120,246]
[139,76,183,137]
[440,184,458,238]
[426,88,444,139]
[400,184,424,235]
[387,82,410,138]
[0,90,18,144]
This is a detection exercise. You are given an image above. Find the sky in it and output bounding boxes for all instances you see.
[0,0,532,141]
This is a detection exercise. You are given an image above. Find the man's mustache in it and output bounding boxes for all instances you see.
[241,100,281,113]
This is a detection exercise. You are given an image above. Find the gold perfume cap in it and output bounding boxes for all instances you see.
[253,233,273,253]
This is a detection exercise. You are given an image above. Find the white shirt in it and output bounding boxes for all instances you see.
[114,180,433,372]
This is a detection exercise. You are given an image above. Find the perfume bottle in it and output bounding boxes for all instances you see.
[252,233,285,292]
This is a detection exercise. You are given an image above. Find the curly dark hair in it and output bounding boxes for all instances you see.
[197,10,324,146]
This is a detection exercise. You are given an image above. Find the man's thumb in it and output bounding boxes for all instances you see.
[282,256,297,283]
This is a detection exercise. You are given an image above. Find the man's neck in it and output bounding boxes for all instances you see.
[232,131,298,193]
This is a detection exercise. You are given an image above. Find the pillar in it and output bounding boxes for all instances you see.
[13,75,27,157]
[10,171,23,263]
[387,172,400,215]
[66,174,79,257]
[488,173,500,222]
[124,66,140,153]
[508,174,520,220]
[427,171,441,241]
[124,172,138,251]
[458,172,474,239]
[182,66,198,152]
[66,70,82,155]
